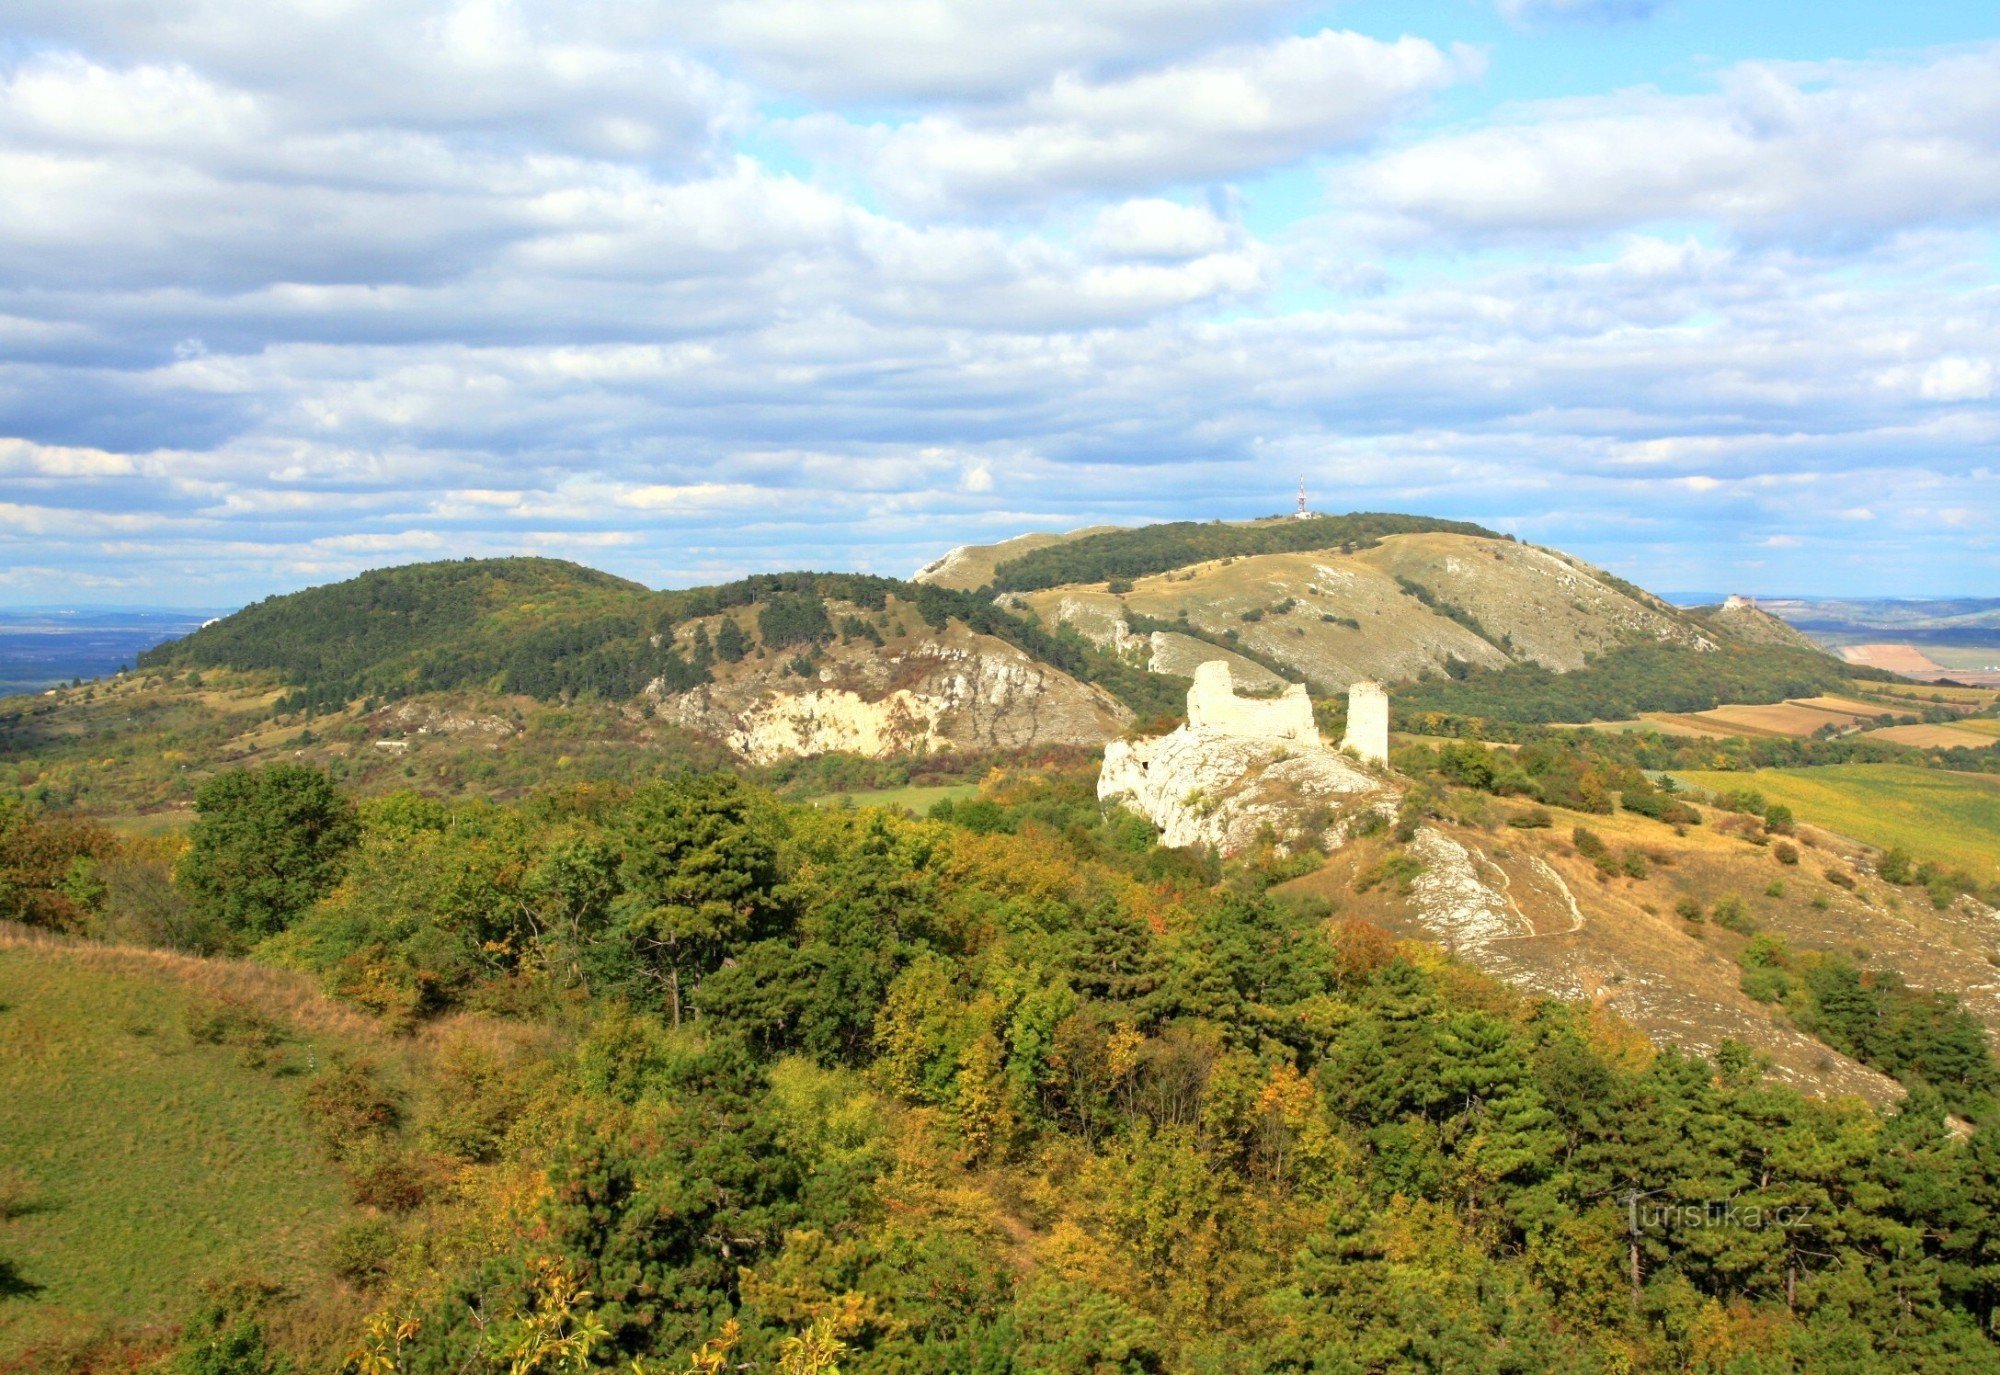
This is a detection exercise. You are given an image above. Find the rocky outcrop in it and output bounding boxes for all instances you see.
[654,624,1130,764]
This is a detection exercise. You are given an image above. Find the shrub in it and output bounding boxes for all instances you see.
[1712,895,1756,935]
[328,1217,398,1285]
[1765,880,1787,898]
[1508,806,1553,829]
[1675,897,1705,923]
[343,1144,429,1212]
[1773,841,1799,866]
[300,1059,401,1154]
[1878,847,1916,885]
[1741,967,1792,1004]
[1621,851,1649,880]
[1572,827,1608,860]
[1355,852,1427,895]
[1825,867,1857,891]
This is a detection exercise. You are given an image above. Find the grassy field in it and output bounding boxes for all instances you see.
[1673,764,2000,881]
[0,936,357,1356]
[808,782,981,814]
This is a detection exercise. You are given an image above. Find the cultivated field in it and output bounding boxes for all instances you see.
[1695,701,1875,737]
[1862,723,2000,749]
[1673,764,2000,881]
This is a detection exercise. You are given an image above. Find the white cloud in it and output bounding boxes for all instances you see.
[664,0,1305,103]
[1919,357,1996,402]
[808,30,1478,211]
[1088,199,1236,259]
[1349,44,2000,242]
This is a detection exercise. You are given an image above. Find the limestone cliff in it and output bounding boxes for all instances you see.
[654,616,1130,764]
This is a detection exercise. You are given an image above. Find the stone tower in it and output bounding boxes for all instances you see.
[1341,680,1388,764]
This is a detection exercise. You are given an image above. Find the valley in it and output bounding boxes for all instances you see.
[5,512,2000,1374]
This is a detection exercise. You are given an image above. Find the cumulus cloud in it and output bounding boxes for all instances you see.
[805,30,1479,211]
[0,5,1994,603]
[1350,44,2000,243]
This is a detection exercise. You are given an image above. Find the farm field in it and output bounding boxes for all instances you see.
[1862,723,2000,749]
[1694,700,1876,737]
[1951,717,2000,738]
[1672,764,2000,882]
[0,936,359,1357]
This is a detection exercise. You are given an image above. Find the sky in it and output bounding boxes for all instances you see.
[0,0,1995,606]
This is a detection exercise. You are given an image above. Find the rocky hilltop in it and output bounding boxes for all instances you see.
[925,520,1722,691]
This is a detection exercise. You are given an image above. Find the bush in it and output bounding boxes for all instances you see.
[1826,867,1857,891]
[343,1143,429,1212]
[1712,895,1756,935]
[328,1217,398,1285]
[1675,897,1705,922]
[300,1060,401,1154]
[1741,966,1792,1004]
[1355,852,1427,895]
[1773,841,1799,866]
[1508,806,1553,829]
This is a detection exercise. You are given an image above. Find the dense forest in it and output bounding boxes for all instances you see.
[10,764,2000,1373]
[986,514,1501,593]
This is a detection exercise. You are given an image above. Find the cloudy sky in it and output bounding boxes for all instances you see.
[1,0,1995,605]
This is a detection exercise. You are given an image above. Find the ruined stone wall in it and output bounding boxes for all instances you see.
[1341,680,1389,764]
[1186,660,1319,746]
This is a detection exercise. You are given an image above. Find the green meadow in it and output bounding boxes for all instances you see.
[0,940,354,1356]
[1674,763,2000,881]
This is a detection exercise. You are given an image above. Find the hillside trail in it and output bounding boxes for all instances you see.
[1466,842,1586,942]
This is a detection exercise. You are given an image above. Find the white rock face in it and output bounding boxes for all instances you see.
[657,633,1129,764]
[1100,662,1393,853]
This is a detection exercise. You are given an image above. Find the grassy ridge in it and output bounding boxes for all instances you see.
[1674,764,2000,882]
[0,937,356,1353]
[987,512,1500,592]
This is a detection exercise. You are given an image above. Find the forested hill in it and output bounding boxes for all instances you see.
[980,512,1501,592]
[138,557,661,708]
[136,557,1175,716]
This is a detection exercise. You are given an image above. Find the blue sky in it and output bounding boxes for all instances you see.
[0,0,1994,605]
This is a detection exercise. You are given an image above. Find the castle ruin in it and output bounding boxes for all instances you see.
[1341,680,1389,765]
[1184,660,1388,764]
[1187,661,1318,746]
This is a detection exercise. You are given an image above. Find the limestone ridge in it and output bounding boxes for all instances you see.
[1100,662,1396,854]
